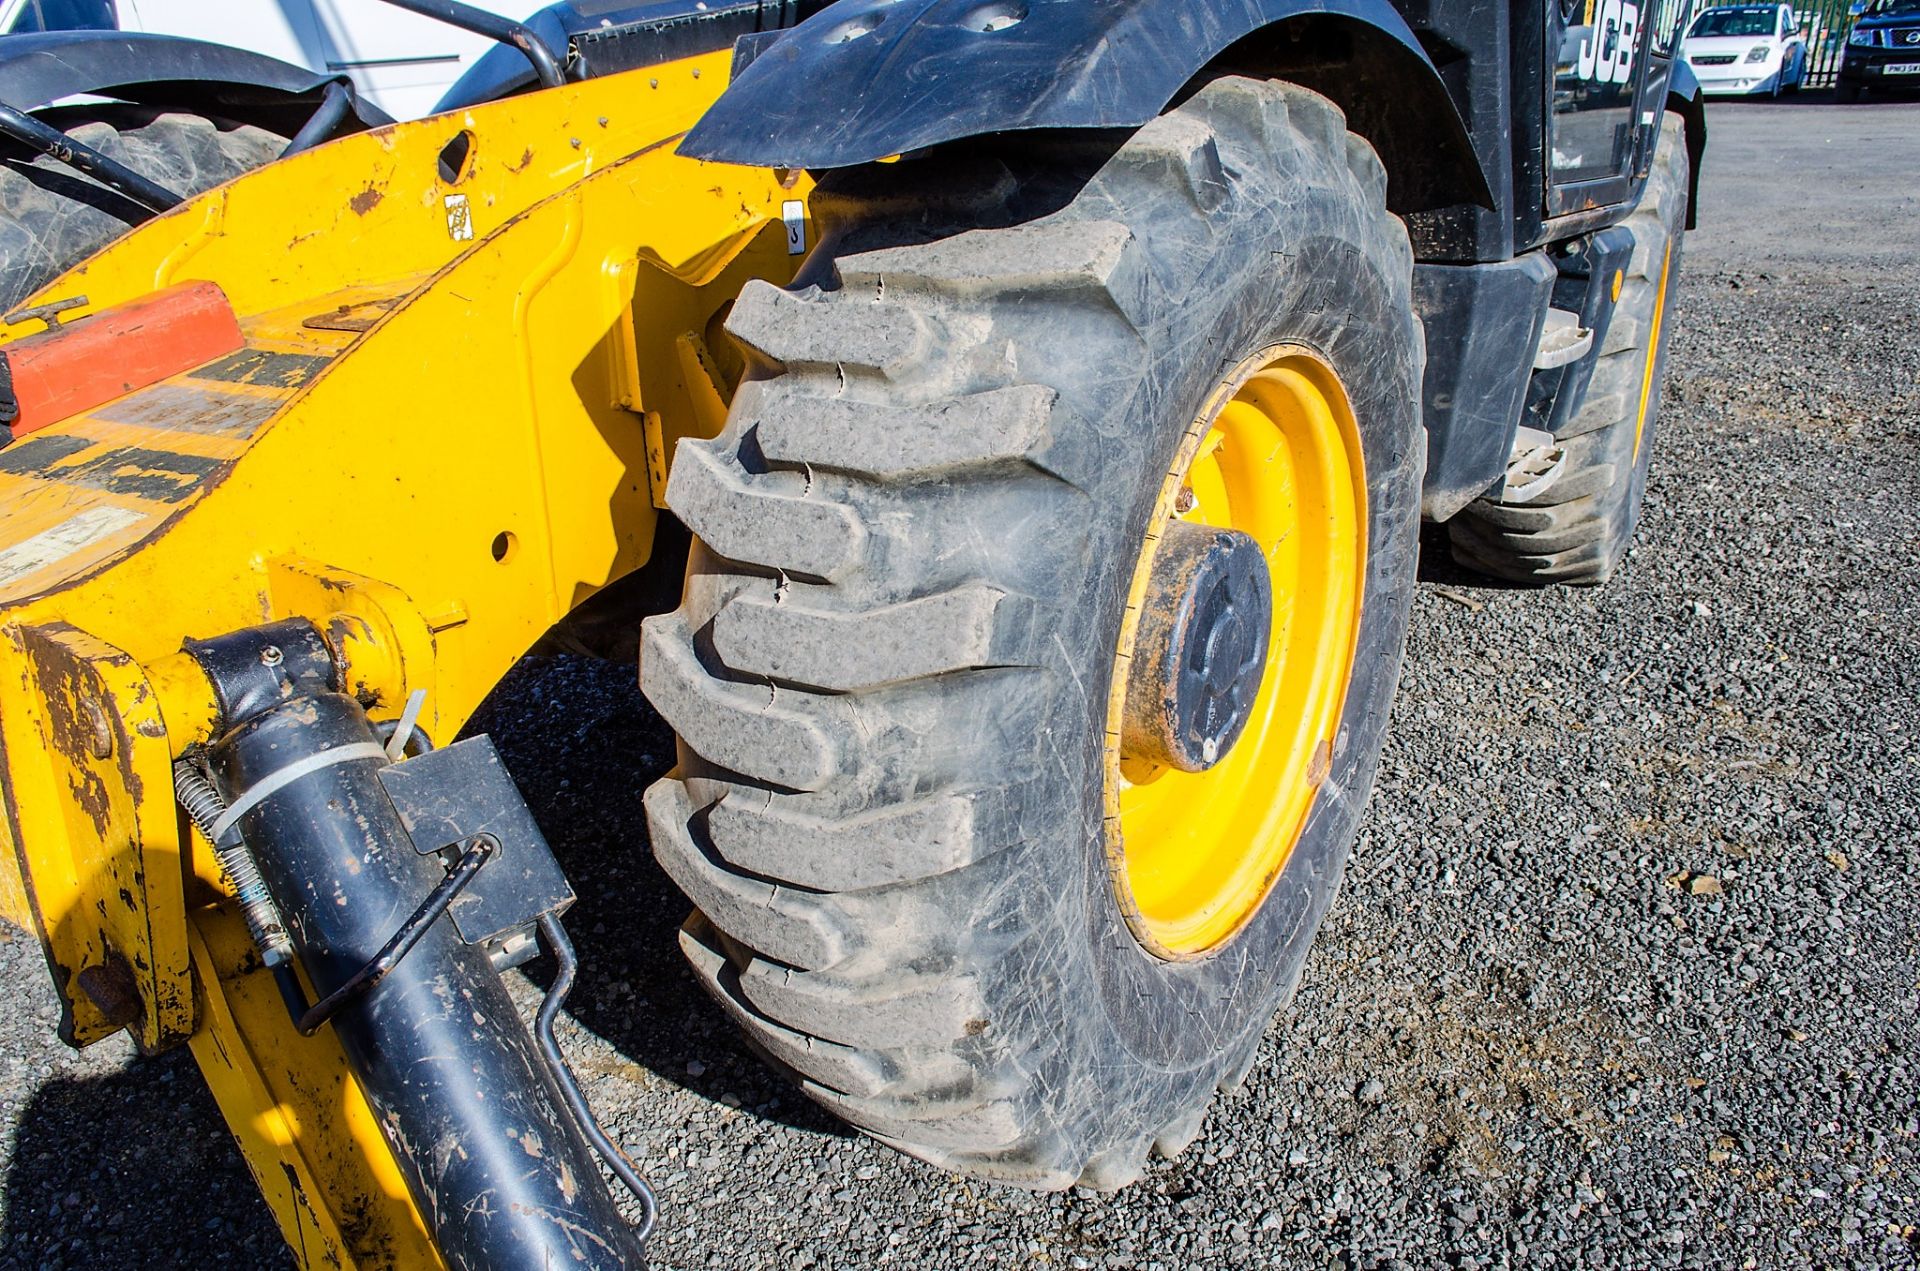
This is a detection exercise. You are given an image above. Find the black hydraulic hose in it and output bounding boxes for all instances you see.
[535,911,660,1244]
[281,80,356,158]
[292,835,495,1035]
[0,102,182,216]
[372,0,566,88]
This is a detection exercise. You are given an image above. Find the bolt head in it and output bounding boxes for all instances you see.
[84,701,113,760]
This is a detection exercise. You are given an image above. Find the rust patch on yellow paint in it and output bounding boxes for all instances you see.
[75,947,143,1027]
[349,185,385,216]
[27,636,114,833]
[302,298,401,334]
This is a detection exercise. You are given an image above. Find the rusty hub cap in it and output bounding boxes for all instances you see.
[1119,522,1272,773]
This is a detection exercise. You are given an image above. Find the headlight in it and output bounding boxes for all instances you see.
[1746,44,1774,62]
[1850,28,1879,46]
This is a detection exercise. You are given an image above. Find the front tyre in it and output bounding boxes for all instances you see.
[641,78,1423,1188]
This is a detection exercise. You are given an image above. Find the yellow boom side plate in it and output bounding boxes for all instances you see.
[0,49,810,1269]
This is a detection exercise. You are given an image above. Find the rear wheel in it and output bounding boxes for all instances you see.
[641,78,1424,1187]
[0,106,284,313]
[1449,110,1690,586]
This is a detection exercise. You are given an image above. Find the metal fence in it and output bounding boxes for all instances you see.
[1793,0,1861,88]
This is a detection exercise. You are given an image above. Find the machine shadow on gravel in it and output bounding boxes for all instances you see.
[0,1057,281,1267]
[1415,523,1536,590]
[462,651,855,1142]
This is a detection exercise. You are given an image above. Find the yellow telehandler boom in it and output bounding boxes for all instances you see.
[0,46,802,1265]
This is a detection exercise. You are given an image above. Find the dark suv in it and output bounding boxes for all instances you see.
[1840,0,1920,99]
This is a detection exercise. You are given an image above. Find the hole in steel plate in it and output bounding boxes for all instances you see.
[827,11,884,43]
[962,1,1026,33]
[438,130,475,184]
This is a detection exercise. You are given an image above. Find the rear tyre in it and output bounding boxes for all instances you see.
[0,106,285,313]
[641,78,1424,1188]
[1448,110,1690,586]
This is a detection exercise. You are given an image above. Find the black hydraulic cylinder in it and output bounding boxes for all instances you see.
[205,688,641,1270]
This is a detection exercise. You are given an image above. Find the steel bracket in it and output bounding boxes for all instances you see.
[376,735,574,947]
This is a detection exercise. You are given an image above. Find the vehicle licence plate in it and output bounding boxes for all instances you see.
[1887,63,1920,74]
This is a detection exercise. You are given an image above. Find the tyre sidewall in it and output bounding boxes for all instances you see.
[1592,122,1693,564]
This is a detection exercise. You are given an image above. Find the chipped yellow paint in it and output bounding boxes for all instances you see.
[0,54,749,339]
[0,46,811,1269]
[0,621,190,1050]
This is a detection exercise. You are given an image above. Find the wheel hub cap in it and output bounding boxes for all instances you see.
[1121,522,1272,773]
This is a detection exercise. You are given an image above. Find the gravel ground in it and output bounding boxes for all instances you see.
[2,97,1916,1271]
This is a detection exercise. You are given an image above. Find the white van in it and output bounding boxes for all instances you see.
[0,0,542,119]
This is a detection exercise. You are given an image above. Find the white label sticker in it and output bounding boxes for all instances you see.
[444,193,474,242]
[0,506,146,589]
[782,200,807,255]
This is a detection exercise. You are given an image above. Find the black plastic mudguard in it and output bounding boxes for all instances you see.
[1412,253,1558,521]
[0,31,391,133]
[680,0,1489,212]
[1665,61,1706,232]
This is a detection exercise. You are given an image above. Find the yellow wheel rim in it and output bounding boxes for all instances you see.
[1105,346,1367,960]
